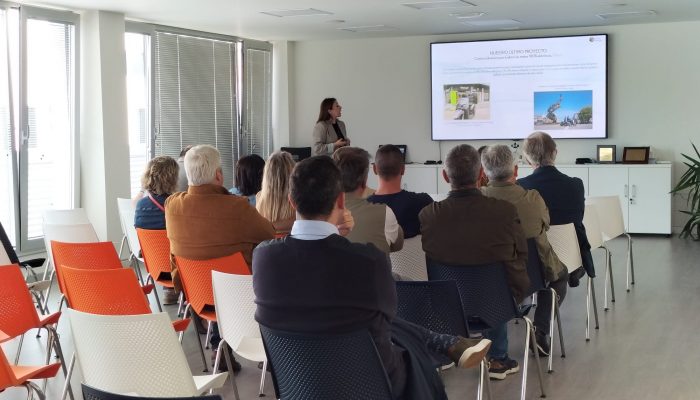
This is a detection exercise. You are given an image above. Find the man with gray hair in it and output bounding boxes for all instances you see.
[419,144,529,380]
[517,131,593,287]
[165,144,275,372]
[481,144,568,356]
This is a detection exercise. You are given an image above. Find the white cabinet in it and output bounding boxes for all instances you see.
[588,165,671,234]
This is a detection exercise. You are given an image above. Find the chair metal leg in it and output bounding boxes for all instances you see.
[25,381,46,400]
[477,359,485,400]
[547,288,557,373]
[585,278,591,341]
[625,233,635,290]
[555,297,566,359]
[42,329,52,392]
[14,333,25,364]
[521,317,546,400]
[609,250,616,303]
[590,278,600,330]
[177,292,185,317]
[190,309,209,372]
[41,270,55,313]
[259,359,268,397]
[147,276,163,312]
[131,255,145,286]
[60,353,76,400]
[205,321,213,349]
[222,342,241,400]
[48,326,74,400]
[118,234,127,260]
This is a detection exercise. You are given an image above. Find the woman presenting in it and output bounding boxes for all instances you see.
[312,97,350,155]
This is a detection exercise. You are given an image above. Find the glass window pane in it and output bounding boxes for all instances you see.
[125,32,151,197]
[26,19,74,239]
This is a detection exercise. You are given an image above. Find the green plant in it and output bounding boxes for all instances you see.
[671,142,700,240]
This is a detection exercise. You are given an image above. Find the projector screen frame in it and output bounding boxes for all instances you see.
[429,33,609,141]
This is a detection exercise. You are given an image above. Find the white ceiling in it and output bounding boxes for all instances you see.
[18,0,700,41]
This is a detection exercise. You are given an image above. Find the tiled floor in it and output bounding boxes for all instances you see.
[2,235,698,399]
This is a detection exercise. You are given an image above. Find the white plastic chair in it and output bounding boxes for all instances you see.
[583,204,615,311]
[586,196,635,291]
[547,223,599,341]
[211,271,267,400]
[62,309,227,400]
[389,235,428,281]
[42,208,90,226]
[117,198,145,284]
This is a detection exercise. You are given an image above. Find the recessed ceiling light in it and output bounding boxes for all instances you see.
[597,10,656,20]
[338,25,397,33]
[462,19,520,27]
[403,1,476,10]
[449,12,486,19]
[260,8,333,18]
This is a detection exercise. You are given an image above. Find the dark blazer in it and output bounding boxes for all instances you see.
[518,166,595,277]
[419,188,530,303]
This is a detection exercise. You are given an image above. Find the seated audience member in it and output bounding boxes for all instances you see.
[176,145,194,192]
[230,154,265,205]
[165,144,275,372]
[256,151,296,234]
[253,156,491,400]
[134,155,179,305]
[517,131,593,287]
[480,144,568,355]
[477,145,490,188]
[367,145,433,239]
[333,147,404,253]
[419,144,529,380]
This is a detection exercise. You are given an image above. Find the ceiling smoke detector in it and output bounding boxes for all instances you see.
[597,10,656,20]
[260,8,333,18]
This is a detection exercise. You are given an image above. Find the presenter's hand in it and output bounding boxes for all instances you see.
[333,138,349,150]
[337,209,354,237]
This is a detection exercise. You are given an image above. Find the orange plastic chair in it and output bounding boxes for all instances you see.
[135,229,175,311]
[61,266,189,333]
[51,240,154,308]
[174,252,250,370]
[0,339,61,399]
[0,265,72,398]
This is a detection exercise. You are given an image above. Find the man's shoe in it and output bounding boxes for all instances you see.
[568,267,586,288]
[162,287,179,305]
[530,331,550,357]
[212,349,242,374]
[488,357,520,380]
[447,337,491,369]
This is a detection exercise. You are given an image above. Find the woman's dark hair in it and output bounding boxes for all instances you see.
[234,154,265,196]
[316,97,337,123]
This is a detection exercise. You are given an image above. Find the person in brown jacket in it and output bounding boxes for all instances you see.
[480,144,568,357]
[419,144,529,380]
[165,144,275,372]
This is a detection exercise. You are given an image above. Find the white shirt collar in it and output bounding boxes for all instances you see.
[290,220,339,240]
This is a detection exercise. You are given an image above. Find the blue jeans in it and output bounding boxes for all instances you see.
[484,323,508,360]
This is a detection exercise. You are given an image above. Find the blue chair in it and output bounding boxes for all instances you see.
[81,384,222,400]
[524,238,566,372]
[259,325,393,400]
[396,280,491,400]
[427,260,546,400]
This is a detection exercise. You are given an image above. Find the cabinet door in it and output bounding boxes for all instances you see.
[588,167,629,230]
[517,165,533,179]
[628,167,672,234]
[437,167,450,194]
[366,169,379,191]
[404,167,438,194]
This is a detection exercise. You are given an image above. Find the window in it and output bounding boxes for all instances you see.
[243,41,273,158]
[0,5,78,252]
[125,31,151,197]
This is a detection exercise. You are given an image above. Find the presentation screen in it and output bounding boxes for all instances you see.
[431,34,607,140]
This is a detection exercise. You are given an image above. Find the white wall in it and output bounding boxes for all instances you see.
[288,21,700,230]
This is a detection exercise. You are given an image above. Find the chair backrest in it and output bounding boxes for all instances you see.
[524,239,547,296]
[389,235,428,281]
[546,223,583,272]
[0,344,18,388]
[586,195,626,241]
[0,264,41,338]
[260,325,393,400]
[62,267,151,316]
[395,280,467,337]
[583,204,605,250]
[211,271,259,350]
[426,260,516,330]
[117,198,142,259]
[67,309,198,397]
[82,384,223,400]
[0,221,18,265]
[175,253,249,316]
[43,223,99,271]
[50,240,123,296]
[135,229,171,282]
[42,208,90,225]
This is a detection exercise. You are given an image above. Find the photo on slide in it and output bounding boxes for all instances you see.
[533,90,593,130]
[443,84,490,121]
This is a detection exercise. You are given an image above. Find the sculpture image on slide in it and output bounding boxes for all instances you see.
[443,84,490,121]
[533,90,593,130]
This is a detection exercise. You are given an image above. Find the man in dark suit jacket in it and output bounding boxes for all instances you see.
[517,131,594,285]
[420,144,530,381]
[253,155,491,400]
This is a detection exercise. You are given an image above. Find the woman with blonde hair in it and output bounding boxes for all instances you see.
[134,156,179,230]
[257,151,296,234]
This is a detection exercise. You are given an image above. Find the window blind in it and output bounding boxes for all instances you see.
[243,44,272,159]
